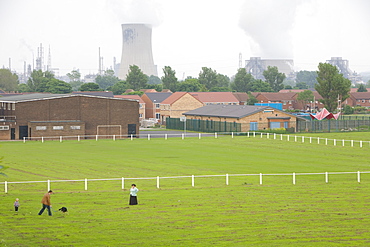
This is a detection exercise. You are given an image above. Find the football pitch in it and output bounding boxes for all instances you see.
[1,134,370,246]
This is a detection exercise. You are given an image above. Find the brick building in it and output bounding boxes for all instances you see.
[0,93,139,140]
[114,94,146,124]
[141,92,172,120]
[160,92,203,124]
[184,105,306,132]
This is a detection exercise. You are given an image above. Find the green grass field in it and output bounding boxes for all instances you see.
[1,134,370,246]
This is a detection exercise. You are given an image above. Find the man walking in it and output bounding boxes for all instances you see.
[38,190,53,216]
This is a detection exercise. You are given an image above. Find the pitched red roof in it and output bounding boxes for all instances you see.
[258,92,297,101]
[350,88,370,93]
[350,92,370,99]
[114,94,145,103]
[161,92,188,105]
[189,92,239,104]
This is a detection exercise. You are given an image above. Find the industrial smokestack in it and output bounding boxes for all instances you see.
[118,24,157,80]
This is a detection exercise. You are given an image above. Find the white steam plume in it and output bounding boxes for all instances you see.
[239,0,302,58]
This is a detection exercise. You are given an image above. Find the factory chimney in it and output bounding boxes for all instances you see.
[118,24,157,80]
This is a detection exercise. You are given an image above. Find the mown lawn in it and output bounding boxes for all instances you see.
[1,134,370,246]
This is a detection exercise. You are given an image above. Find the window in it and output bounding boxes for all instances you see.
[36,126,47,130]
[139,103,143,109]
[0,126,9,130]
[270,122,281,129]
[12,103,15,110]
[70,126,81,130]
[139,113,143,118]
[155,103,160,109]
[250,122,258,131]
[7,103,10,110]
[155,113,160,119]
[362,99,365,103]
[53,126,64,130]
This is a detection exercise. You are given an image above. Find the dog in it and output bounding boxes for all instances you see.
[59,207,68,213]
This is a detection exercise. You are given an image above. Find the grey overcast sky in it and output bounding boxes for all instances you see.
[1,0,370,79]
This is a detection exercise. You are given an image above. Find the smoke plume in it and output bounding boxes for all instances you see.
[106,0,162,27]
[239,0,302,58]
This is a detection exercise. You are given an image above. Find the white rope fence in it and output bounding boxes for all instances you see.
[19,131,370,148]
[1,171,368,193]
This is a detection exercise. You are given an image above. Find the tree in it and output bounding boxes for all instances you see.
[297,90,314,110]
[79,82,101,91]
[232,68,254,92]
[107,80,130,95]
[27,70,54,92]
[161,66,178,92]
[67,69,83,91]
[124,91,144,96]
[69,80,84,91]
[46,79,72,94]
[246,92,258,105]
[296,70,317,88]
[0,69,18,91]
[343,105,354,114]
[177,78,204,92]
[95,69,120,90]
[357,84,367,92]
[215,74,230,88]
[126,65,148,91]
[315,63,351,112]
[249,79,273,92]
[295,81,308,89]
[17,83,31,92]
[66,69,81,82]
[148,75,162,85]
[198,67,217,91]
[263,66,286,92]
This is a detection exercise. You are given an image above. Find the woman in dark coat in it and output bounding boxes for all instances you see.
[129,184,139,205]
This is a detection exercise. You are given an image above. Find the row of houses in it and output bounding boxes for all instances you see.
[134,90,370,125]
[1,88,369,140]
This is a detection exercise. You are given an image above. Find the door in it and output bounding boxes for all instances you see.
[128,124,136,137]
[11,128,15,140]
[19,126,28,140]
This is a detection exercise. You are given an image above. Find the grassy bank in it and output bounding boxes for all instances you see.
[1,135,370,246]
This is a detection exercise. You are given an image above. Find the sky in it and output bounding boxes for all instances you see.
[1,0,370,80]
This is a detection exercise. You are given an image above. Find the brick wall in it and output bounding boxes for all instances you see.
[161,94,203,122]
[187,109,297,132]
[3,95,139,140]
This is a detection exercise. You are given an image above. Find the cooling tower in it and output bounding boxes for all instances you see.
[118,24,157,79]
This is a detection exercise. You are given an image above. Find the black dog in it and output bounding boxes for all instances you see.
[59,207,68,213]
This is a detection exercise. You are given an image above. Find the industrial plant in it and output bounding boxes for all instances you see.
[117,23,158,80]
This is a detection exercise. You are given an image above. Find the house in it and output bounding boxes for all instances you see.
[232,92,250,105]
[141,92,172,121]
[183,104,305,132]
[189,92,239,105]
[160,92,203,124]
[293,91,325,111]
[114,94,146,123]
[256,92,297,110]
[0,93,139,140]
[346,92,370,107]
